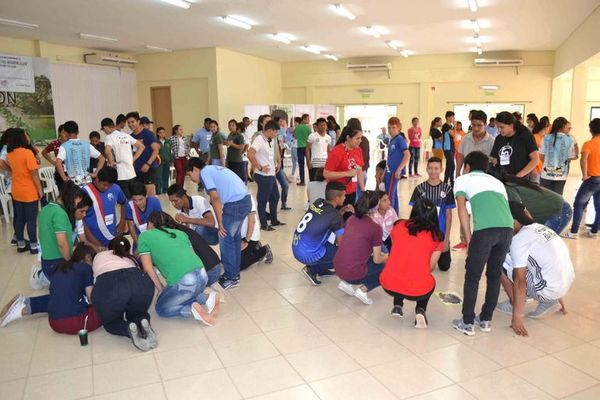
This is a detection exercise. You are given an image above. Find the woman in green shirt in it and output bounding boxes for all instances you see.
[140,211,220,326]
[225,119,247,183]
[207,120,225,167]
[155,127,172,195]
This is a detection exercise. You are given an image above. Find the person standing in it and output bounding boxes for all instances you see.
[564,118,600,239]
[169,124,189,187]
[294,114,311,186]
[207,120,225,167]
[41,124,67,191]
[56,121,105,186]
[88,131,105,173]
[407,117,422,177]
[225,119,247,183]
[155,127,172,195]
[127,112,160,196]
[430,117,444,161]
[186,158,252,289]
[441,123,456,186]
[306,118,332,181]
[539,117,577,195]
[486,117,498,138]
[452,151,513,336]
[191,117,213,162]
[102,117,145,199]
[384,117,411,214]
[324,128,365,206]
[248,120,283,231]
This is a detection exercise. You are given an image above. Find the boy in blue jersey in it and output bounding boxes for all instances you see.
[409,157,456,271]
[81,166,127,251]
[126,181,163,248]
[293,181,348,286]
[56,120,105,186]
[384,117,411,214]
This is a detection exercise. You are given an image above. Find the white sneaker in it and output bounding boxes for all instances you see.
[30,264,50,290]
[0,295,26,328]
[561,231,578,239]
[337,281,355,296]
[205,291,221,316]
[191,302,214,327]
[585,231,598,239]
[354,287,373,305]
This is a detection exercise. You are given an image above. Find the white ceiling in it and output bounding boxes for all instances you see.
[1,0,599,62]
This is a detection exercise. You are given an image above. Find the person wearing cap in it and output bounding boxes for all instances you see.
[497,201,574,337]
[140,116,154,132]
[126,112,160,196]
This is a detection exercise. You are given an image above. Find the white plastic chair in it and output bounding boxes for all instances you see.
[0,174,13,223]
[39,166,59,200]
[189,148,199,158]
[169,166,176,186]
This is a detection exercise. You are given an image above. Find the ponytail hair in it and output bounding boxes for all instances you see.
[550,117,569,147]
[108,235,139,267]
[56,243,97,273]
[405,198,444,242]
[147,211,178,238]
[354,190,380,218]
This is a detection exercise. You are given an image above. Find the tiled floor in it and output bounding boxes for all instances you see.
[0,174,599,400]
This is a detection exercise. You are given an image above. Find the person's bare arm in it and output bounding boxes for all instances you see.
[104,144,116,166]
[394,149,411,179]
[580,152,589,180]
[132,140,145,163]
[516,151,539,178]
[357,168,365,191]
[82,223,105,252]
[91,155,105,177]
[511,268,529,336]
[456,196,471,245]
[429,250,442,271]
[372,246,388,264]
[41,148,56,165]
[209,191,226,237]
[456,152,465,177]
[140,253,164,291]
[444,209,452,252]
[31,169,43,199]
[127,220,139,244]
[248,148,270,174]
[56,159,69,182]
[55,232,71,260]
[175,212,215,228]
[323,168,356,180]
[218,143,225,166]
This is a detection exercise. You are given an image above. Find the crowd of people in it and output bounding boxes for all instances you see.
[0,107,597,351]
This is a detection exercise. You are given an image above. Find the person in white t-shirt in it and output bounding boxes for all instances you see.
[167,183,219,245]
[248,120,283,231]
[307,117,332,181]
[240,195,273,270]
[101,117,145,198]
[497,201,574,337]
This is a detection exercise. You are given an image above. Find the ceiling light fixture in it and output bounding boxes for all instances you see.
[467,0,478,12]
[0,18,38,29]
[361,26,382,38]
[221,15,253,30]
[270,33,294,44]
[161,0,191,9]
[477,47,482,55]
[470,19,480,34]
[480,85,499,91]
[302,45,321,54]
[330,4,355,20]
[325,54,339,61]
[145,45,172,52]
[385,40,401,50]
[79,33,118,42]
[400,50,410,58]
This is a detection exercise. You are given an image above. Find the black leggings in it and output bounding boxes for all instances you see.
[384,287,435,311]
[240,240,268,271]
[443,150,455,186]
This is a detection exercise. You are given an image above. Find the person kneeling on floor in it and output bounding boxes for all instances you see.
[240,194,273,271]
[497,201,575,337]
[334,191,388,305]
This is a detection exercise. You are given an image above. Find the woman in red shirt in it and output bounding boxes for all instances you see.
[380,198,443,328]
[324,127,364,206]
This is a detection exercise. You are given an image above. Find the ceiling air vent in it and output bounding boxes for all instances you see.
[346,63,392,71]
[474,58,523,67]
[84,53,137,68]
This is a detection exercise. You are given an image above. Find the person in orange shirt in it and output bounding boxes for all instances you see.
[531,117,550,183]
[5,128,43,254]
[453,121,466,164]
[565,118,600,239]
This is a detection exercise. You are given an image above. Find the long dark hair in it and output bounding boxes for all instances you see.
[6,128,36,154]
[147,211,178,238]
[354,191,380,219]
[108,235,139,267]
[56,243,97,273]
[405,198,444,241]
[172,124,181,136]
[550,117,569,147]
[430,117,442,132]
[337,118,362,145]
[532,117,550,135]
[59,180,93,227]
[0,130,9,153]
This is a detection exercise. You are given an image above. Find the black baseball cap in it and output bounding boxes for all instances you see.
[140,116,153,124]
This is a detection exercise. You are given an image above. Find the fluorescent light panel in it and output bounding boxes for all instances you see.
[79,33,118,42]
[467,0,478,12]
[145,45,172,52]
[325,54,339,61]
[302,45,321,54]
[0,18,38,29]
[161,0,191,9]
[477,46,482,55]
[470,19,480,33]
[270,33,294,44]
[400,50,410,58]
[480,85,499,90]
[221,15,253,30]
[330,4,355,20]
[361,26,381,38]
[386,40,401,50]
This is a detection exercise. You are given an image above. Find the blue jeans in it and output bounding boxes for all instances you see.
[297,147,306,184]
[345,257,385,291]
[195,225,219,246]
[291,147,298,176]
[155,268,208,318]
[221,195,252,280]
[384,172,399,214]
[307,242,337,275]
[544,201,573,234]
[12,199,38,245]
[409,147,420,175]
[253,174,280,228]
[206,264,222,286]
[571,177,600,234]
[276,169,289,206]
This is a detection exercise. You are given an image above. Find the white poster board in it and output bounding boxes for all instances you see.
[0,53,35,93]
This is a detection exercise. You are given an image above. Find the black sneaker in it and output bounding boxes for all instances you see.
[261,226,276,232]
[415,308,428,328]
[319,269,336,277]
[270,221,286,227]
[29,245,39,255]
[219,276,240,290]
[281,205,292,210]
[391,306,403,318]
[298,182,306,186]
[302,266,321,286]
[264,245,273,264]
[17,243,31,253]
[10,237,17,246]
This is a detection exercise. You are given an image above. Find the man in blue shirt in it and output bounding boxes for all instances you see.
[126,181,163,249]
[191,118,213,161]
[384,117,411,214]
[81,166,127,250]
[126,112,160,196]
[186,158,251,289]
[293,182,347,285]
[486,117,499,138]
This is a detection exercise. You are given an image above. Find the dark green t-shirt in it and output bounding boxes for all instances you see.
[209,132,224,159]
[38,202,73,260]
[505,182,564,223]
[295,124,311,148]
[226,132,245,163]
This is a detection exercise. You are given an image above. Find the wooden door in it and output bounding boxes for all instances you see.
[151,86,173,135]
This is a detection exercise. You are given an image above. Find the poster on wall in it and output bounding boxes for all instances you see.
[316,104,336,119]
[0,54,35,93]
[0,54,56,141]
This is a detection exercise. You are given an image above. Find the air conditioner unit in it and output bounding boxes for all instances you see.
[474,58,523,67]
[347,63,392,71]
[84,53,137,68]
